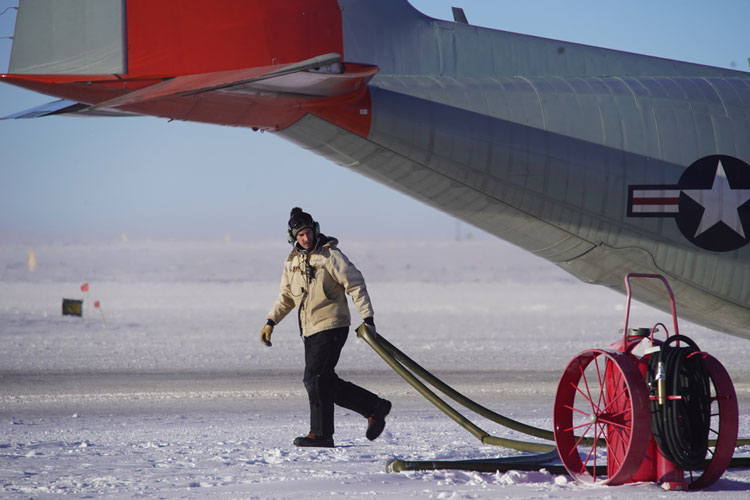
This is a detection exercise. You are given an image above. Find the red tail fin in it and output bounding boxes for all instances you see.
[125,0,343,77]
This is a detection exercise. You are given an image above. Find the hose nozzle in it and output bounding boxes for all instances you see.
[656,361,666,405]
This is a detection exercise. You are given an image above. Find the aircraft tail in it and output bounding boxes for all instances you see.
[3,0,374,135]
[9,0,343,77]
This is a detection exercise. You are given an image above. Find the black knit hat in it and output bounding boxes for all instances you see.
[288,207,314,239]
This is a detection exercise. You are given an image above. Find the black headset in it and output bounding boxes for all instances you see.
[287,221,320,245]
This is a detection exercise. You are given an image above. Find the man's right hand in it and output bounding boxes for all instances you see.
[260,324,273,347]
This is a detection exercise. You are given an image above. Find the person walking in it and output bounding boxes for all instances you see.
[260,207,391,448]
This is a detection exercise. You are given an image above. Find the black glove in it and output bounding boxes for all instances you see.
[364,317,377,335]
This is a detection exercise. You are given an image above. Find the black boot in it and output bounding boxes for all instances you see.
[293,433,334,448]
[366,399,392,441]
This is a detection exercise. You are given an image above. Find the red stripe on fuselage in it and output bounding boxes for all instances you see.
[631,197,680,205]
[310,86,372,139]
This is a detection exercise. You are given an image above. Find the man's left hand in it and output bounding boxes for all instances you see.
[260,324,273,347]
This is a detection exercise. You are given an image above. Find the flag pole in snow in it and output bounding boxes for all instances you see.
[94,300,107,328]
[81,283,91,317]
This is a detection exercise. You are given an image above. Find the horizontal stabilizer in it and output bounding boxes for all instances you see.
[91,53,368,110]
[2,99,80,119]
[2,99,136,119]
[240,62,378,98]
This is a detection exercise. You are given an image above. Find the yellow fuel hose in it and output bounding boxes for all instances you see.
[375,329,555,441]
[356,324,555,453]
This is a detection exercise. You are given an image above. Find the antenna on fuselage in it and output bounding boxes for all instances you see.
[452,7,468,24]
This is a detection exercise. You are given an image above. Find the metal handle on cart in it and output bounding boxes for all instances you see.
[622,273,679,348]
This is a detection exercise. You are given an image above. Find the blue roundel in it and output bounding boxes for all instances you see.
[675,155,750,252]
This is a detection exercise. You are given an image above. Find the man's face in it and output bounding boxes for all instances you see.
[296,227,315,249]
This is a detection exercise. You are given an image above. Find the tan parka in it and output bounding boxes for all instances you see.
[266,236,374,336]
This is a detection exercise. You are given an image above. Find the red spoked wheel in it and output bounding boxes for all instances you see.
[554,349,651,485]
[684,354,739,490]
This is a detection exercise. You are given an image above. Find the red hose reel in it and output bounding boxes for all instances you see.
[553,273,739,489]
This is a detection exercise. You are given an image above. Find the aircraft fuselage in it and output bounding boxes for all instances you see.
[2,0,749,337]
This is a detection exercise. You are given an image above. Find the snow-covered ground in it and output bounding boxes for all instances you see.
[1,238,748,499]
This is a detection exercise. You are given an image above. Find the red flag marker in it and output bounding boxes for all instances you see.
[80,283,92,318]
[93,300,107,327]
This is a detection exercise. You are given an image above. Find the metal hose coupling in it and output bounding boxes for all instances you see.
[656,360,666,405]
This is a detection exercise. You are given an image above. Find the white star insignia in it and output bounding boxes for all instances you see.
[682,160,750,238]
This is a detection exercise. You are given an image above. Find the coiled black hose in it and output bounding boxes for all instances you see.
[647,335,711,470]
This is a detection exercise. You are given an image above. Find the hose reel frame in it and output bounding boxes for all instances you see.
[553,273,739,489]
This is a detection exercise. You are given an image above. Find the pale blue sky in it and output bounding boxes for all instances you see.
[1,0,748,242]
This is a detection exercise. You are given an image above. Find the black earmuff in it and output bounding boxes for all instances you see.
[287,221,321,245]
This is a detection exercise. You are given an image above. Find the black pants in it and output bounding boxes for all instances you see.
[303,327,380,438]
